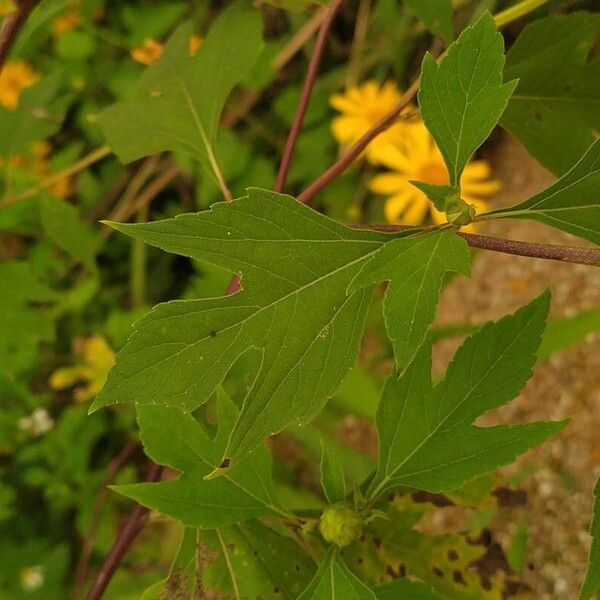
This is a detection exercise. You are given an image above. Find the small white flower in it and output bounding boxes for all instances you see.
[17,409,54,436]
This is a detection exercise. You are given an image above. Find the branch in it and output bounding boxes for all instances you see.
[275,0,345,193]
[360,223,600,267]
[298,78,420,204]
[85,462,163,600]
[0,0,41,70]
[72,441,138,600]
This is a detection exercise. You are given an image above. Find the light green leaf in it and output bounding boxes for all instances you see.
[201,520,316,599]
[538,307,600,362]
[419,11,517,186]
[367,291,566,498]
[581,477,600,600]
[481,138,600,246]
[40,197,99,270]
[405,0,453,45]
[99,2,263,177]
[298,548,376,600]
[374,579,440,600]
[112,389,285,527]
[349,230,470,366]
[501,13,600,176]
[321,438,347,504]
[93,189,408,471]
[0,262,55,383]
[0,73,64,159]
[140,527,198,599]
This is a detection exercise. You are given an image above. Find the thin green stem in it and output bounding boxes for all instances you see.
[493,0,550,29]
[0,145,112,208]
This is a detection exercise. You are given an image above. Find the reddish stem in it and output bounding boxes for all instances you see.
[360,223,600,267]
[0,0,41,70]
[72,441,139,599]
[298,78,420,204]
[275,0,345,193]
[85,462,163,600]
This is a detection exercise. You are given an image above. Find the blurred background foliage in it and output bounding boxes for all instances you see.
[0,0,599,598]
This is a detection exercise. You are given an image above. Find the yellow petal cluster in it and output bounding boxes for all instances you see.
[49,336,115,402]
[131,39,164,65]
[330,80,500,228]
[2,141,72,199]
[0,60,38,111]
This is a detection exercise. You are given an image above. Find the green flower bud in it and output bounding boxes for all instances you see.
[319,502,363,548]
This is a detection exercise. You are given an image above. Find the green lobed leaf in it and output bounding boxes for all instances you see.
[99,1,263,174]
[418,11,517,186]
[501,13,600,176]
[581,477,600,600]
[320,437,347,504]
[367,291,566,498]
[112,389,285,528]
[298,548,376,599]
[93,189,409,472]
[481,138,600,246]
[200,520,316,599]
[349,230,470,366]
[405,0,453,45]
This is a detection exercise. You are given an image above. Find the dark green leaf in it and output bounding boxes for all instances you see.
[405,0,453,45]
[501,13,600,175]
[112,389,286,527]
[349,230,470,366]
[481,139,600,246]
[419,12,516,186]
[93,189,403,471]
[367,292,566,498]
[298,548,376,599]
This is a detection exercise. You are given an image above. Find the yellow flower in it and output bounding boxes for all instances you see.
[0,60,38,110]
[330,80,412,164]
[131,39,164,65]
[370,120,500,228]
[49,336,115,402]
[52,10,80,37]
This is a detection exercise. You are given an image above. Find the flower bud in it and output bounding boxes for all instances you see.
[319,502,363,548]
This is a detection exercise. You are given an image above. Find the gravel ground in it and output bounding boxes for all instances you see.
[434,134,600,598]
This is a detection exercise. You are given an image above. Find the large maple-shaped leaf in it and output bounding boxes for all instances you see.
[481,139,600,246]
[94,189,410,471]
[112,390,286,527]
[501,13,600,176]
[349,230,470,366]
[581,477,600,599]
[99,1,263,174]
[419,12,516,188]
[298,548,376,600]
[367,292,566,499]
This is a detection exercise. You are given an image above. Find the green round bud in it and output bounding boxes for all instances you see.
[319,502,363,548]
